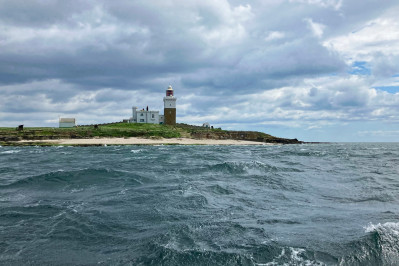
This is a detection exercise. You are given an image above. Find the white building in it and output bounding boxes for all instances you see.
[59,118,76,128]
[131,107,163,124]
[130,85,176,125]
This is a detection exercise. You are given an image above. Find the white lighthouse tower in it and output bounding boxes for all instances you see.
[163,85,176,125]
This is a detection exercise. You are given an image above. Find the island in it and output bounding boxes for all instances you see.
[0,123,302,146]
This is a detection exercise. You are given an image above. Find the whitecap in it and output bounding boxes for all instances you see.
[70,188,84,193]
[258,247,325,266]
[364,222,399,233]
[118,188,127,195]
[1,150,21,154]
[363,222,399,264]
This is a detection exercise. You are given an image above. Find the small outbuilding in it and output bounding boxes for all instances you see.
[59,118,76,128]
[202,122,210,128]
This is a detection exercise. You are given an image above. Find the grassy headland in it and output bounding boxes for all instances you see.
[0,122,301,146]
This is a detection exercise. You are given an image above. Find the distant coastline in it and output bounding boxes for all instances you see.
[0,122,302,146]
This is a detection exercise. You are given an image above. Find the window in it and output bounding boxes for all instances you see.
[152,114,154,118]
[140,113,144,116]
[140,119,145,122]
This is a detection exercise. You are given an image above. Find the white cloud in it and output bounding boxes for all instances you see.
[324,18,399,63]
[264,31,285,42]
[182,75,399,131]
[304,18,325,38]
[357,130,399,137]
[289,0,343,10]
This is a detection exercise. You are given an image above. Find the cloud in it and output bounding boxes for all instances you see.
[289,0,343,10]
[324,15,399,80]
[304,18,325,38]
[1,0,399,141]
[358,130,399,137]
[180,75,399,131]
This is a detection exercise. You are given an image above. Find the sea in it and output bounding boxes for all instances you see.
[0,143,399,265]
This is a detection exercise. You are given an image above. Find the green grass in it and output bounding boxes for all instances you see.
[0,123,182,140]
[0,122,299,144]
[93,123,182,138]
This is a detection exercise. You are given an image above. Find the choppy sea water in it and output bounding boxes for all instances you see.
[1,143,399,265]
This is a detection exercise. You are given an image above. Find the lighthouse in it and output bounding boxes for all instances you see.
[163,85,176,125]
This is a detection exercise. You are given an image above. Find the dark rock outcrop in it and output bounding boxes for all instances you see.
[189,130,301,144]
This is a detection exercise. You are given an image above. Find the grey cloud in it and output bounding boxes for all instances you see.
[1,0,399,138]
[0,0,93,27]
[372,53,399,78]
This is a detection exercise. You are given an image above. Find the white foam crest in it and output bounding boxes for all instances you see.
[257,247,325,266]
[29,149,44,154]
[130,149,143,153]
[70,188,84,193]
[289,247,325,266]
[363,222,399,264]
[66,202,85,213]
[364,222,399,234]
[118,188,127,195]
[1,150,21,154]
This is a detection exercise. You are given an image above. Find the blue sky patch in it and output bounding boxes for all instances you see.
[374,86,399,93]
[349,61,371,75]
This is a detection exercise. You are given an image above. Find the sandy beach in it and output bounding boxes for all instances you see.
[18,137,270,146]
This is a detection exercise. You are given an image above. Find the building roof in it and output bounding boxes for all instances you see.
[136,110,159,113]
[59,118,75,123]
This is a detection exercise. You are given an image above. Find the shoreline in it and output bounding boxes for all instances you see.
[14,137,272,146]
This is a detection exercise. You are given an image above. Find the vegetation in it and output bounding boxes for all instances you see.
[0,122,301,145]
[0,123,181,142]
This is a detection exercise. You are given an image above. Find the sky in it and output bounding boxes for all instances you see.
[1,0,399,142]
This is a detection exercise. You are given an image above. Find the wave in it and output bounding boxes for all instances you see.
[179,161,303,176]
[177,161,303,192]
[0,150,21,154]
[0,204,62,220]
[131,224,399,266]
[207,184,235,195]
[255,247,331,265]
[322,194,394,204]
[339,222,399,265]
[216,161,292,174]
[1,168,148,189]
[131,149,143,154]
[131,243,330,266]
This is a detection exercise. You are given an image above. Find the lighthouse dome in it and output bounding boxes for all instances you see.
[166,85,174,96]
